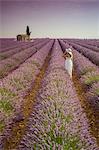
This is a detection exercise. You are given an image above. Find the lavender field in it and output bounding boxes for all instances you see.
[0,38,99,149]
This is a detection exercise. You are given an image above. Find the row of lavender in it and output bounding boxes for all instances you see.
[65,39,99,53]
[0,39,32,52]
[0,41,36,61]
[0,38,48,53]
[0,39,50,61]
[85,40,99,47]
[0,40,54,147]
[0,39,50,78]
[0,38,17,49]
[73,48,99,123]
[18,40,98,149]
[77,39,99,48]
[63,40,99,66]
[59,39,99,138]
[63,39,99,48]
[59,39,99,106]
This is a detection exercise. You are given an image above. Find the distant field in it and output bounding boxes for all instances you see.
[0,38,99,149]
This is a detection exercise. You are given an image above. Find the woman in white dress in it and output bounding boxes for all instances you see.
[63,48,73,79]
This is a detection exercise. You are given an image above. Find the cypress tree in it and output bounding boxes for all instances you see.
[26,26,30,35]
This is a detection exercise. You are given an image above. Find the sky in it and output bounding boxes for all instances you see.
[0,0,99,38]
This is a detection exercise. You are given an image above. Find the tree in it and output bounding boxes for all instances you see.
[26,26,31,35]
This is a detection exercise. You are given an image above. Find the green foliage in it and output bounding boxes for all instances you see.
[0,87,16,100]
[63,135,85,150]
[94,88,99,96]
[0,121,5,132]
[10,78,27,91]
[64,114,73,123]
[0,100,13,113]
[85,75,99,85]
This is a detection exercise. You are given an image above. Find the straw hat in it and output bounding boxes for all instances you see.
[65,47,72,52]
[65,48,73,58]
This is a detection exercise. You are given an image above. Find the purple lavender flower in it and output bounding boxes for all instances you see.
[18,40,98,149]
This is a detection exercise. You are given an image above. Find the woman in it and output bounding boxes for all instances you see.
[63,48,73,79]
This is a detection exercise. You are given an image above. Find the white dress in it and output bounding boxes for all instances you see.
[65,57,73,79]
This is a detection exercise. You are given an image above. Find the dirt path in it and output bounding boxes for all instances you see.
[72,69,99,145]
[3,42,54,150]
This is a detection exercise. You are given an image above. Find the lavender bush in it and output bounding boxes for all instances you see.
[73,49,98,77]
[59,39,99,77]
[0,40,54,145]
[74,41,99,53]
[18,40,98,150]
[0,39,50,78]
[0,40,30,53]
[0,38,45,52]
[64,39,99,52]
[66,42,99,66]
[59,40,99,87]
[87,82,99,110]
[0,38,22,50]
[82,40,99,48]
[80,71,99,87]
[0,42,34,61]
[59,40,99,143]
